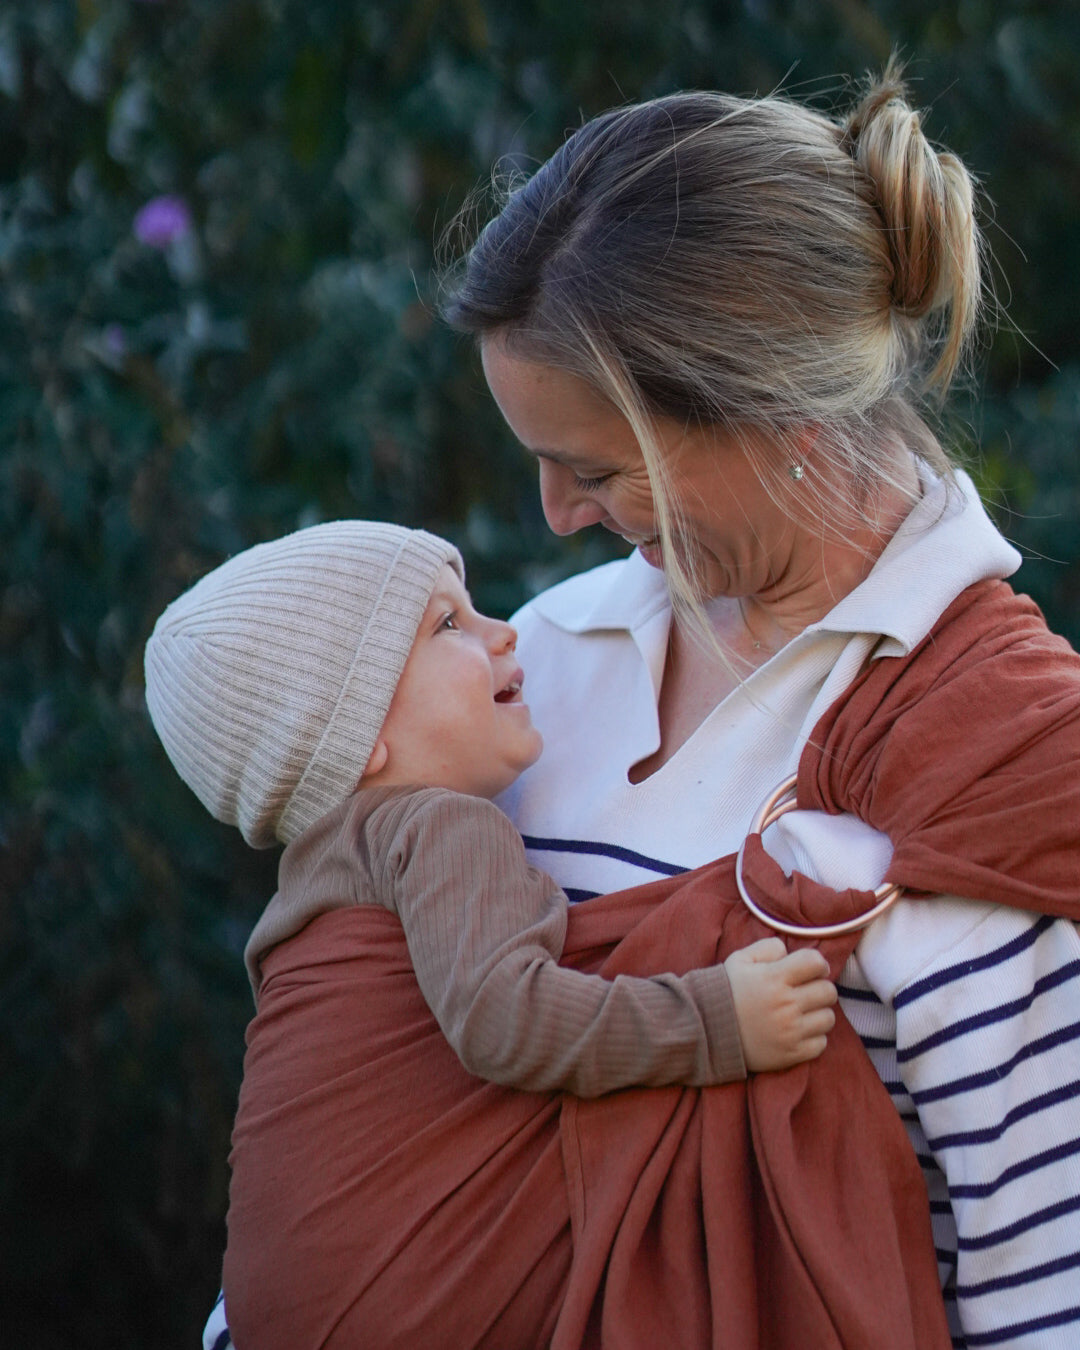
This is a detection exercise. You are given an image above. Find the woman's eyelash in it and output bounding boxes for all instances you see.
[573,473,612,491]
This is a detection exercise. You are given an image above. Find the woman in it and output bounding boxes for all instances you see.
[208,68,1080,1349]
[442,65,1080,1349]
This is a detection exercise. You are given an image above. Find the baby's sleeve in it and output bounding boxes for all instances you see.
[380,790,745,1096]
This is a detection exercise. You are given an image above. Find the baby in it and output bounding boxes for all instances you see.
[144,520,835,1096]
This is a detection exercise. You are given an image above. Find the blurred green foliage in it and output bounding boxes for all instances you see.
[2,1,1077,1345]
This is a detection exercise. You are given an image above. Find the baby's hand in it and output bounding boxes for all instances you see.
[724,938,837,1073]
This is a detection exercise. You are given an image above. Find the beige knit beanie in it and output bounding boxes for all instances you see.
[144,520,464,847]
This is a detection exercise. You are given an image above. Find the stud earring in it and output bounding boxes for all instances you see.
[788,463,805,482]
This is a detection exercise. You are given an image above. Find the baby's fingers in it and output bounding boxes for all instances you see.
[799,1004,837,1038]
[776,946,831,985]
[731,937,789,966]
[789,1033,830,1064]
[791,1005,837,1062]
[795,975,839,1012]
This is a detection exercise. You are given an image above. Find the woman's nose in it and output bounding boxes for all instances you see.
[538,461,606,536]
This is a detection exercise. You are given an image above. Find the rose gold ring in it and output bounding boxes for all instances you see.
[733,774,903,938]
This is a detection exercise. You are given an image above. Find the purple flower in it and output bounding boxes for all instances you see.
[104,324,126,357]
[133,195,192,249]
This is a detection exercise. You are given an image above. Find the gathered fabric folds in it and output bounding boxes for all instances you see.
[223,580,1080,1349]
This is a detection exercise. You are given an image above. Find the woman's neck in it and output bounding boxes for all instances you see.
[736,463,921,644]
[628,465,921,783]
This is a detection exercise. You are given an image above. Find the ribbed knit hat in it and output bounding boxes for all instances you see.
[144,521,464,847]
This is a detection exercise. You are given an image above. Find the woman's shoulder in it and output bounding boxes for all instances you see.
[909,577,1079,696]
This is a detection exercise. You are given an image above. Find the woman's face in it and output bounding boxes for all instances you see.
[481,339,799,600]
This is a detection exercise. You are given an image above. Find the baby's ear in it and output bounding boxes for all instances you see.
[359,738,389,784]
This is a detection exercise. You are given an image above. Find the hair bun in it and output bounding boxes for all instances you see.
[843,63,981,391]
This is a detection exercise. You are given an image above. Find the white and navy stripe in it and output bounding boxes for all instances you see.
[519,832,687,902]
[845,902,1080,1349]
[203,1290,230,1350]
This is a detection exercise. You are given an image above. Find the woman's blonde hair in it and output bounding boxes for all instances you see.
[442,64,985,641]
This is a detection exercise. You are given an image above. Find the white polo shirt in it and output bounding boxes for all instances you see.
[500,468,1020,896]
[501,468,1080,1350]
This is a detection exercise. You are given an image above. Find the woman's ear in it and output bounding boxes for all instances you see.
[359,737,389,784]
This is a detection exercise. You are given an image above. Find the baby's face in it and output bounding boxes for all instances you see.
[371,565,543,799]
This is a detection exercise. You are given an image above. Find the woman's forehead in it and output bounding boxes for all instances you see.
[482,340,630,451]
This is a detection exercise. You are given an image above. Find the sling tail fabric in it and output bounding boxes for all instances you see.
[223,580,1080,1349]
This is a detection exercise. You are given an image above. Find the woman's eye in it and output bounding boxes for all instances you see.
[573,472,613,492]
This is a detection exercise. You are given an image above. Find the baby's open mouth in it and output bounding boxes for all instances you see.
[494,676,523,703]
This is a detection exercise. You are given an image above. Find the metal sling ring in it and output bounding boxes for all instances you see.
[734,774,904,939]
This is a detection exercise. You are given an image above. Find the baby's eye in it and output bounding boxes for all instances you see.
[437,611,460,632]
[573,472,613,492]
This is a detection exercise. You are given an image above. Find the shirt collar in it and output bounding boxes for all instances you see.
[803,469,1021,655]
[528,547,672,634]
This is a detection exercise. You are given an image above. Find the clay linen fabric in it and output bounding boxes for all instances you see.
[224,580,1080,1349]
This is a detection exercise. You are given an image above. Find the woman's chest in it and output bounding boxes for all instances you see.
[501,604,871,893]
[629,616,759,782]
